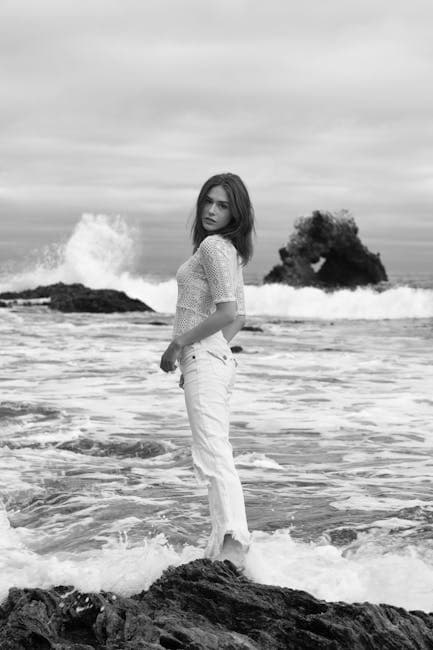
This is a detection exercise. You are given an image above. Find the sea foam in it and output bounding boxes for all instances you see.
[1,213,432,320]
[2,507,433,612]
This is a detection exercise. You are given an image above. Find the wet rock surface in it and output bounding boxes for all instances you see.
[264,210,388,288]
[241,326,263,332]
[1,559,432,649]
[0,283,154,313]
[57,437,166,459]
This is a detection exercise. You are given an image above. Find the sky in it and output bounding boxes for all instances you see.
[1,0,432,278]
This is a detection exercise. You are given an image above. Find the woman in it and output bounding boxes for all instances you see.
[160,172,255,566]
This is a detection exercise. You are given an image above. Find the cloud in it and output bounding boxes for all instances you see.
[1,0,432,250]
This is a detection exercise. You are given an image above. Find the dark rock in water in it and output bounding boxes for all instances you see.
[270,319,305,325]
[57,437,166,459]
[264,210,388,288]
[0,282,154,313]
[230,345,243,354]
[0,301,7,308]
[328,527,358,546]
[147,320,168,326]
[0,559,432,649]
[0,283,77,300]
[241,325,263,332]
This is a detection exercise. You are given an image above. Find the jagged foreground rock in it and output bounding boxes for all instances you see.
[264,210,388,288]
[0,560,432,649]
[0,283,153,313]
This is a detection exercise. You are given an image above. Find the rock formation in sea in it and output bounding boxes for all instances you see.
[0,282,154,313]
[264,210,388,288]
[0,559,432,649]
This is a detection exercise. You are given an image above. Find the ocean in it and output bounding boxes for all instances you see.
[1,215,433,613]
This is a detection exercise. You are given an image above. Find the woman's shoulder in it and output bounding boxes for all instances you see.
[199,234,235,255]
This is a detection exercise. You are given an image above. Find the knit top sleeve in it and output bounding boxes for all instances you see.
[199,235,237,305]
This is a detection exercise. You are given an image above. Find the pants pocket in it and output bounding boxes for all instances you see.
[207,349,238,369]
[206,349,232,364]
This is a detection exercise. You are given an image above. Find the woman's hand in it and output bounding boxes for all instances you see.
[160,339,182,373]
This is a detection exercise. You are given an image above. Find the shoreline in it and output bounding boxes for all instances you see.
[1,559,432,649]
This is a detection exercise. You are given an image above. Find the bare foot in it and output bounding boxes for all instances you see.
[216,534,247,569]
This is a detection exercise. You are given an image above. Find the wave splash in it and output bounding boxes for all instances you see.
[0,214,432,319]
[1,507,432,611]
[0,213,178,312]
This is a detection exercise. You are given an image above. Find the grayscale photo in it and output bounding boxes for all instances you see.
[1,1,432,647]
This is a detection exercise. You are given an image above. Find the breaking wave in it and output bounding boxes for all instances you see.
[1,214,432,319]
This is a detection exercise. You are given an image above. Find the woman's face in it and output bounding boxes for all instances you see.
[201,185,232,232]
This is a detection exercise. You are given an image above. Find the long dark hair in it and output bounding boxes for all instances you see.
[191,173,255,265]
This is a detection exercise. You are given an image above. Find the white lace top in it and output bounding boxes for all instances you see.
[173,234,246,338]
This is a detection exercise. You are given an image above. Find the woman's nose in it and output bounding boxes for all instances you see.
[208,202,216,214]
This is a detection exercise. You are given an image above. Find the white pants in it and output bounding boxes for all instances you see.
[180,334,250,559]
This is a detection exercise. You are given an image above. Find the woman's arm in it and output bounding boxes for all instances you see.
[176,301,236,348]
[222,314,246,343]
[160,301,236,372]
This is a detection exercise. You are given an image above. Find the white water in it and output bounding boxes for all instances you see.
[1,308,433,611]
[1,213,433,319]
[1,509,433,611]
